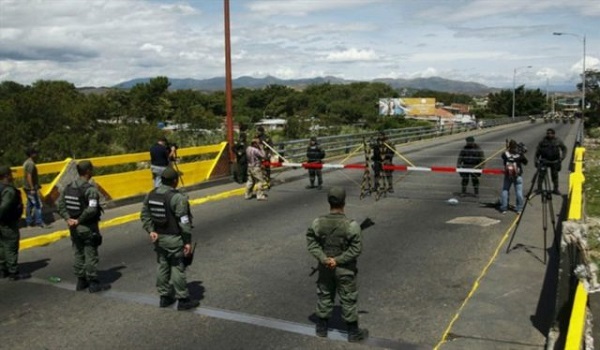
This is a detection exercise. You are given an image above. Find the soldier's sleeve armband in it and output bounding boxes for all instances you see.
[180,215,190,224]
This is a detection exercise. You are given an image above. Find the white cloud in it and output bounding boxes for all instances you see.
[324,48,377,62]
[140,43,164,54]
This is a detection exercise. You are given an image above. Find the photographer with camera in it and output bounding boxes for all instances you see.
[535,128,567,195]
[150,136,177,188]
[500,140,528,214]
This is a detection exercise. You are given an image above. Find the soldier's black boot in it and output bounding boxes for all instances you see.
[460,186,467,197]
[76,277,89,291]
[315,318,328,337]
[88,280,111,293]
[347,321,369,343]
[159,296,176,308]
[177,298,200,311]
[474,186,479,196]
[0,269,8,279]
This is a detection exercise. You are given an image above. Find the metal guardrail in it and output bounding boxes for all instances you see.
[276,117,524,162]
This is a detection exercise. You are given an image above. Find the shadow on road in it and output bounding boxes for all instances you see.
[187,280,205,301]
[98,265,126,284]
[19,258,51,274]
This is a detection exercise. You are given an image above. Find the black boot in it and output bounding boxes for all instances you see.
[88,280,111,293]
[0,269,8,279]
[552,186,561,195]
[460,186,467,197]
[160,296,176,308]
[347,321,369,343]
[76,277,89,291]
[316,318,328,337]
[177,298,200,311]
[474,186,479,196]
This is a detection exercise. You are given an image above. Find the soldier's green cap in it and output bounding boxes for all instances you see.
[0,165,14,177]
[77,160,94,173]
[466,136,475,143]
[161,167,181,180]
[328,186,346,206]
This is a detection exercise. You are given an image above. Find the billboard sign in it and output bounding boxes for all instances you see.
[378,98,436,116]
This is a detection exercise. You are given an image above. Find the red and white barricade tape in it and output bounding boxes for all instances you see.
[265,162,504,175]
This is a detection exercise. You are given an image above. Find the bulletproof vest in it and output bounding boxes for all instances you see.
[64,182,100,220]
[0,183,24,224]
[538,139,560,161]
[147,188,180,235]
[307,145,323,162]
[317,215,352,257]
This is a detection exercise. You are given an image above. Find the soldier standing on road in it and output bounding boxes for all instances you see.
[245,138,268,201]
[58,160,110,292]
[306,186,369,342]
[534,128,567,195]
[140,167,199,311]
[0,165,30,280]
[457,136,485,196]
[233,132,248,184]
[306,136,325,190]
[23,148,47,228]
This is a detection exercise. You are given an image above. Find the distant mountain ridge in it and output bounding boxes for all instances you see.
[111,75,497,95]
[108,75,576,95]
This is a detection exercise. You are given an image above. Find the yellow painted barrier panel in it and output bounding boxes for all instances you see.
[565,282,588,350]
[567,147,585,221]
[94,169,153,200]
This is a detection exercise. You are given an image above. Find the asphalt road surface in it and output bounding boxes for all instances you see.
[0,121,578,350]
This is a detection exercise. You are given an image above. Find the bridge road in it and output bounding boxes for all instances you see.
[0,121,578,349]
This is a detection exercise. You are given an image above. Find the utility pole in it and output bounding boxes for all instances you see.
[224,0,234,162]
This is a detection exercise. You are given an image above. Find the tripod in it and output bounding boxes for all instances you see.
[505,161,557,264]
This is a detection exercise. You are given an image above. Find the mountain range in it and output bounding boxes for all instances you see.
[104,75,576,95]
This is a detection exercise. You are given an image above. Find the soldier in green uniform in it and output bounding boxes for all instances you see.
[306,186,369,342]
[0,165,30,280]
[140,167,199,311]
[58,160,110,293]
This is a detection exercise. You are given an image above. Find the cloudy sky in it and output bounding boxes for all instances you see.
[0,0,598,90]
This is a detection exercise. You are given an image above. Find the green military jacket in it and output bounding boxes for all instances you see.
[306,212,362,266]
[0,182,21,227]
[140,185,192,244]
[57,178,101,233]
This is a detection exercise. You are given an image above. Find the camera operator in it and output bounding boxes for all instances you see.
[535,128,567,195]
[150,136,177,188]
[499,140,528,214]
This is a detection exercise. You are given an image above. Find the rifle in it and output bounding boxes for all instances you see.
[309,217,375,276]
[183,242,197,267]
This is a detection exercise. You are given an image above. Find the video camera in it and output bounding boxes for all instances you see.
[516,142,527,155]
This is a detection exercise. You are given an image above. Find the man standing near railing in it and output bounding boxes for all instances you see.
[245,138,267,201]
[150,136,176,188]
[22,148,48,228]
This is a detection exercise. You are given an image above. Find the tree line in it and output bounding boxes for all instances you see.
[1,72,596,166]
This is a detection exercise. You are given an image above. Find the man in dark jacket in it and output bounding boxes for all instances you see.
[535,128,567,195]
[0,165,30,280]
[457,136,485,196]
[306,136,325,189]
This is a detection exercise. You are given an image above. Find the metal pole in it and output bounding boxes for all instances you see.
[224,0,235,162]
[582,35,586,118]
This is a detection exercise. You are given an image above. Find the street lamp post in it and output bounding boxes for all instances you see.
[553,32,586,117]
[512,65,532,119]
